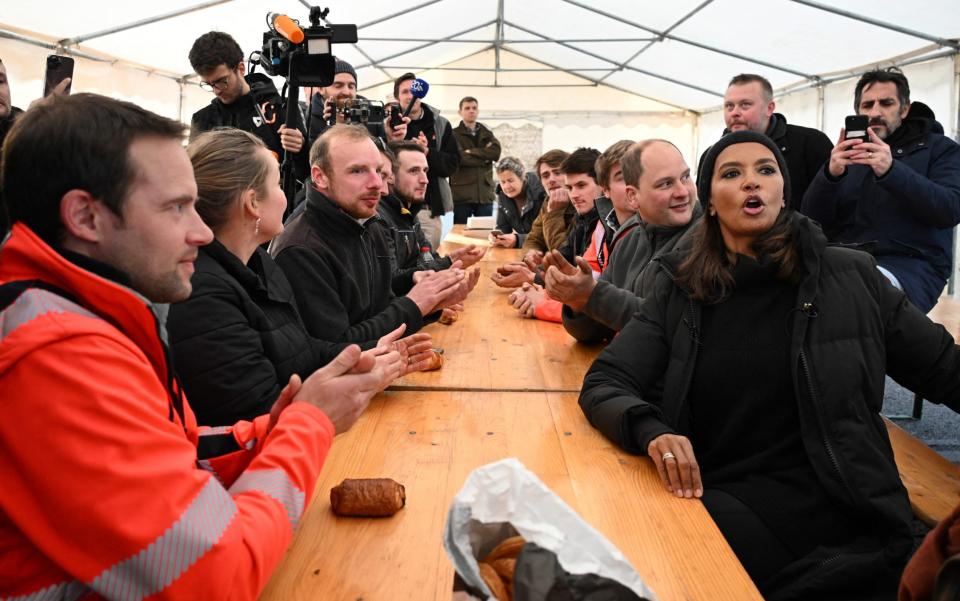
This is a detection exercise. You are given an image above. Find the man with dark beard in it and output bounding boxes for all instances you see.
[377,140,485,294]
[801,68,960,313]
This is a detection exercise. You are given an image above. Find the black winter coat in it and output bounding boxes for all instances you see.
[561,208,700,343]
[495,172,545,247]
[270,185,424,345]
[581,213,960,599]
[377,193,452,294]
[190,73,309,181]
[168,240,346,426]
[698,113,833,206]
[800,102,960,313]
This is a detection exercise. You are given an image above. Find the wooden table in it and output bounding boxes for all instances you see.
[259,391,762,601]
[390,256,602,393]
[259,228,762,601]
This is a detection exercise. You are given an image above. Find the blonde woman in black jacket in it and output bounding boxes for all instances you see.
[581,131,960,600]
[169,129,433,426]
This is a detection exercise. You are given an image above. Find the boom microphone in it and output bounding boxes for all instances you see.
[403,78,430,117]
[268,13,304,44]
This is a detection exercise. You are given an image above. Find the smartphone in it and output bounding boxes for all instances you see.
[389,104,403,129]
[490,229,504,237]
[844,115,870,144]
[43,55,74,97]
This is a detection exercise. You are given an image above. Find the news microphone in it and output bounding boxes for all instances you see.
[403,78,430,117]
[268,13,304,44]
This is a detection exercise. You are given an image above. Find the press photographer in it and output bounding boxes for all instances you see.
[306,58,386,148]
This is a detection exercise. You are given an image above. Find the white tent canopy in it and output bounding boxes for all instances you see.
[3,0,959,285]
[2,0,957,158]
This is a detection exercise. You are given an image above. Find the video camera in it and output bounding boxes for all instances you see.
[256,6,357,88]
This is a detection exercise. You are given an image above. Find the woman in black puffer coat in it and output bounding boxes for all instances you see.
[169,129,431,426]
[581,131,960,600]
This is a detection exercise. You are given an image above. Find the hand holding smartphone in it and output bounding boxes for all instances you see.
[43,55,74,97]
[844,115,869,144]
[389,104,403,129]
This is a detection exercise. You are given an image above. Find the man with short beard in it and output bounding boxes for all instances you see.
[698,73,832,204]
[306,58,386,149]
[271,125,478,344]
[0,94,389,599]
[377,140,485,294]
[801,68,960,313]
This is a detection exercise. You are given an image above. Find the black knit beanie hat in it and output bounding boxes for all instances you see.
[697,130,791,210]
[334,58,357,84]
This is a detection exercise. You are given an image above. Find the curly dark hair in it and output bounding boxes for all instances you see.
[188,32,243,75]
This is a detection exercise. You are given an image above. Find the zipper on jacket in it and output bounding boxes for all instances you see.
[798,347,856,502]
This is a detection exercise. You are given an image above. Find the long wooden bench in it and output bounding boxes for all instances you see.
[885,417,960,526]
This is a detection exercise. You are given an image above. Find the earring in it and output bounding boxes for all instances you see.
[708,207,716,217]
[255,217,261,235]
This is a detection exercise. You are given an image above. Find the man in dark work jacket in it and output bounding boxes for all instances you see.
[270,124,472,345]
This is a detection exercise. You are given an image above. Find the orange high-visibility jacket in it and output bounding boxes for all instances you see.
[0,224,335,600]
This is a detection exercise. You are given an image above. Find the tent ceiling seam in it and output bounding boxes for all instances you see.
[504,20,723,98]
[559,0,819,81]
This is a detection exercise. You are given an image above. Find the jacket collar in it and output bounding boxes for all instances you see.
[0,223,170,382]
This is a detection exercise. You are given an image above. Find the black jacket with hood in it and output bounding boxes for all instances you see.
[581,212,960,599]
[801,102,960,313]
[377,192,452,295]
[168,239,346,426]
[190,73,309,181]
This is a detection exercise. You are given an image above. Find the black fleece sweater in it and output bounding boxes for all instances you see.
[270,186,424,345]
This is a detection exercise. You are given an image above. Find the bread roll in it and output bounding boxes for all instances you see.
[484,535,526,561]
[422,349,444,371]
[478,562,509,601]
[329,478,405,517]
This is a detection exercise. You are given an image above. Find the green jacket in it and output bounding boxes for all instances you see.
[449,121,501,205]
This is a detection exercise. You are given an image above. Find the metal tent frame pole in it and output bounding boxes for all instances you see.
[789,0,959,50]
[60,0,233,46]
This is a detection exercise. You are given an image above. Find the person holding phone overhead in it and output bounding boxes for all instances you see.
[800,68,960,313]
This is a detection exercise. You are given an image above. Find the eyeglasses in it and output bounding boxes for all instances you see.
[199,70,235,92]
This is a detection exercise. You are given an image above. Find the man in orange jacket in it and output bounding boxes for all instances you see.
[0,94,390,600]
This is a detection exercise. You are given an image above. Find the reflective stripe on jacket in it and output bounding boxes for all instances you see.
[0,223,334,600]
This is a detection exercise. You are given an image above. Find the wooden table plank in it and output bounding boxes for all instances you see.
[391,258,602,393]
[259,391,762,601]
[885,418,960,526]
[547,392,761,601]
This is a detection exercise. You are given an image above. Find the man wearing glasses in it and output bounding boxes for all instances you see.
[188,31,309,180]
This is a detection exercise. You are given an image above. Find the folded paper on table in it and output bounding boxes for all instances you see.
[443,457,658,601]
[444,231,493,247]
[466,216,497,229]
